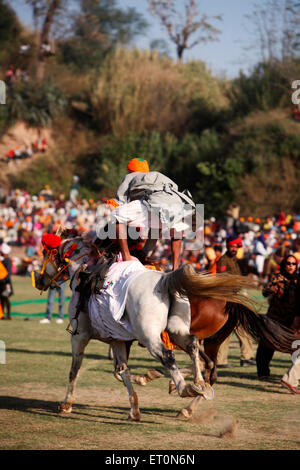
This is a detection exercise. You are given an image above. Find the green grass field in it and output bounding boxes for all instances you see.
[0,276,299,450]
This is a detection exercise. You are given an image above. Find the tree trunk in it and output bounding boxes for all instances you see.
[36,0,60,81]
[177,45,184,63]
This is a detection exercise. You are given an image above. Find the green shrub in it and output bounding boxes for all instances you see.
[230,62,290,117]
[88,49,227,137]
[8,153,72,196]
[7,80,67,129]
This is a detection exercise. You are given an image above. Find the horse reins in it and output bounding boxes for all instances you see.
[34,239,98,294]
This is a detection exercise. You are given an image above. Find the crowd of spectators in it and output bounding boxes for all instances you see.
[0,187,299,286]
[4,64,29,87]
[153,210,300,284]
[4,137,48,164]
[0,186,111,276]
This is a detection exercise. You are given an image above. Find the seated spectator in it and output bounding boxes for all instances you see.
[41,138,48,152]
[292,107,300,122]
[32,141,39,153]
[5,65,15,85]
[39,185,53,201]
[7,149,15,161]
[26,146,33,158]
[14,146,22,159]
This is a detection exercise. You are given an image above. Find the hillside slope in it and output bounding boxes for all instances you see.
[0,122,52,185]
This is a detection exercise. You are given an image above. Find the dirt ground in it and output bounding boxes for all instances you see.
[1,316,300,451]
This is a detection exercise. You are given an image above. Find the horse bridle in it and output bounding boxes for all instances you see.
[32,239,90,294]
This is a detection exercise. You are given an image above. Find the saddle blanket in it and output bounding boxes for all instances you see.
[89,260,148,340]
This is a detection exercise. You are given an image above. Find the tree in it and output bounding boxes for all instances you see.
[26,0,66,80]
[0,0,21,45]
[150,38,170,57]
[244,0,300,64]
[60,0,148,71]
[235,157,300,217]
[148,0,221,62]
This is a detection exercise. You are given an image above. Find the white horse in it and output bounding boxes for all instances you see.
[33,231,254,421]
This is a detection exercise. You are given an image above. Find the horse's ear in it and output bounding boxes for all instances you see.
[81,230,93,242]
[56,225,64,237]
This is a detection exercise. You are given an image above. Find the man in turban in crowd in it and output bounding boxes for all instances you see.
[100,158,197,271]
[216,234,256,368]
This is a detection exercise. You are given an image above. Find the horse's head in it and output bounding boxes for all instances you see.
[32,231,93,293]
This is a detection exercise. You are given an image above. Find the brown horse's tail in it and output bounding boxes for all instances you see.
[160,264,257,312]
[226,302,300,353]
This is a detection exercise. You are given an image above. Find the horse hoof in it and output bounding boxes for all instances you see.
[176,408,191,420]
[127,413,141,422]
[190,383,215,400]
[58,402,72,414]
[190,383,206,396]
[147,369,164,380]
[203,384,215,400]
[169,381,177,395]
[133,376,148,386]
[114,372,123,383]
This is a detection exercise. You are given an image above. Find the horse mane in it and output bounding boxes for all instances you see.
[59,229,96,260]
[60,228,94,242]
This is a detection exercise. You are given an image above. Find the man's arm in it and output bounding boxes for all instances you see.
[216,256,226,273]
[115,173,136,205]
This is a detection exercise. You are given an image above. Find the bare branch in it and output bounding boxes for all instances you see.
[148,0,221,61]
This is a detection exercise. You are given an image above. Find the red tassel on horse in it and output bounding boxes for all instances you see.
[42,233,62,251]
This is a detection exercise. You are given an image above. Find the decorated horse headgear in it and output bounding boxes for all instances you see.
[32,233,86,292]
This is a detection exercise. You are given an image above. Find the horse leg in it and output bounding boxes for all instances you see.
[59,332,90,414]
[146,338,204,398]
[111,340,141,422]
[166,296,212,397]
[168,332,209,393]
[169,348,214,394]
[108,344,114,360]
[204,313,238,385]
[199,346,215,384]
[176,396,205,419]
[166,345,213,393]
[130,368,165,386]
[173,346,217,420]
[199,346,214,374]
[168,367,193,394]
[112,340,155,386]
[165,332,214,420]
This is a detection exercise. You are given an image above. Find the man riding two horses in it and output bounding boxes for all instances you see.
[101,157,198,271]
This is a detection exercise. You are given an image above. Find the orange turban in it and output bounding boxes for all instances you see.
[127,158,149,173]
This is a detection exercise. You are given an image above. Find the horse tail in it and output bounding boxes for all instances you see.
[226,302,300,353]
[160,264,257,313]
